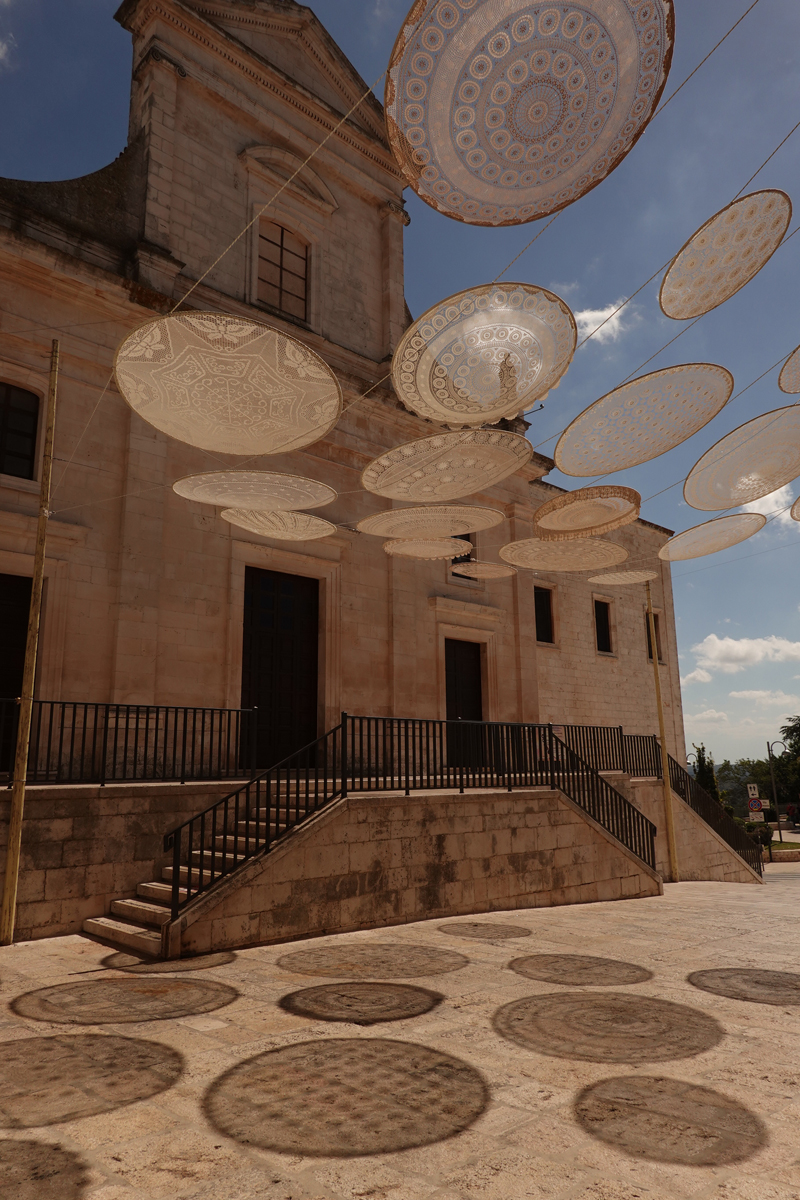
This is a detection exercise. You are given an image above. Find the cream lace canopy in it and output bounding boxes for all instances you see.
[588,569,657,584]
[658,514,766,561]
[660,191,791,320]
[383,538,473,559]
[452,560,516,578]
[173,471,336,511]
[533,485,639,540]
[779,344,800,395]
[499,536,628,571]
[393,283,576,426]
[386,0,674,227]
[683,406,800,510]
[114,313,342,455]
[221,510,336,540]
[357,505,503,538]
[792,497,800,522]
[555,363,733,476]
[362,429,532,501]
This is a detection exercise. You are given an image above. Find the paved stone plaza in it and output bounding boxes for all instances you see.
[1,867,799,1200]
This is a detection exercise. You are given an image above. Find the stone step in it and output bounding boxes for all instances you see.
[82,916,162,957]
[162,864,215,885]
[111,898,171,927]
[212,835,266,854]
[138,880,185,904]
[188,848,246,867]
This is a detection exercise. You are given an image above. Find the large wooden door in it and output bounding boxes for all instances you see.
[241,567,319,768]
[0,572,32,772]
[445,638,483,766]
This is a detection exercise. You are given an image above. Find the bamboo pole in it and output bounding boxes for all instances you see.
[646,580,679,883]
[1,340,59,945]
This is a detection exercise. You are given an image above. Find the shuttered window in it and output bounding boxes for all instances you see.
[0,382,39,480]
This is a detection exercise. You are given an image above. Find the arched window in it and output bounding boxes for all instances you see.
[0,382,39,480]
[257,219,308,322]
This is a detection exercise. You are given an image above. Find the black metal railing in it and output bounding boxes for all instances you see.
[165,722,345,918]
[558,721,761,877]
[0,698,256,785]
[668,755,763,876]
[164,715,657,920]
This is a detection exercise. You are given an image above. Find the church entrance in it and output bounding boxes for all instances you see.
[241,567,319,769]
[0,572,32,771]
[445,638,483,766]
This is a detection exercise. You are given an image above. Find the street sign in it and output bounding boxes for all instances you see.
[747,784,759,799]
[748,797,763,812]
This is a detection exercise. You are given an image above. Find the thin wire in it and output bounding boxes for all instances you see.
[651,0,764,120]
[618,317,703,386]
[492,213,561,283]
[733,117,800,199]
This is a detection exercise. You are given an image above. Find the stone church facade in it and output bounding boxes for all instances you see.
[0,0,686,764]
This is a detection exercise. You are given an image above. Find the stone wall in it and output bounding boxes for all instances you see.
[0,780,245,941]
[625,777,762,885]
[171,786,663,956]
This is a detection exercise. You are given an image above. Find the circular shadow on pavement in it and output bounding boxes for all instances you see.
[277,943,468,979]
[438,922,532,941]
[203,1037,488,1156]
[574,1075,768,1165]
[11,977,238,1024]
[279,982,443,1025]
[493,992,724,1063]
[510,954,653,986]
[102,951,236,974]
[0,1139,89,1199]
[0,1035,183,1127]
[688,968,800,1006]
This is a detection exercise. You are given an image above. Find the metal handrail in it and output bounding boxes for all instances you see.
[668,755,763,876]
[163,715,657,922]
[0,698,257,785]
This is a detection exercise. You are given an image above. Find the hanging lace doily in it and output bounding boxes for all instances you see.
[660,191,792,320]
[533,485,639,540]
[791,497,800,522]
[779,344,800,395]
[386,0,674,226]
[383,537,473,560]
[499,536,628,571]
[658,514,766,560]
[452,561,517,578]
[221,510,336,540]
[684,406,800,510]
[357,504,503,538]
[173,471,336,511]
[555,363,733,476]
[588,569,657,584]
[114,312,342,455]
[362,429,533,501]
[393,283,575,426]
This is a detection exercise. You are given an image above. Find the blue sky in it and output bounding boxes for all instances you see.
[1,0,799,761]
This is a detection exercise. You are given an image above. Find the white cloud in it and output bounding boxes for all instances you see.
[574,298,633,345]
[729,690,800,707]
[0,33,14,67]
[686,709,729,724]
[692,633,800,674]
[681,668,711,685]
[741,484,796,528]
[550,280,581,297]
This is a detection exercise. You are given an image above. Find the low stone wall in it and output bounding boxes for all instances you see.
[764,849,800,862]
[621,778,762,884]
[172,787,663,956]
[0,779,249,941]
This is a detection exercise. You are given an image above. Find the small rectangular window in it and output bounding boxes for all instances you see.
[645,612,663,661]
[534,586,554,644]
[257,219,308,322]
[450,533,475,568]
[0,382,39,480]
[595,599,612,653]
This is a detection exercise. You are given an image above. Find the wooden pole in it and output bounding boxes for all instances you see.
[0,340,59,945]
[646,581,679,883]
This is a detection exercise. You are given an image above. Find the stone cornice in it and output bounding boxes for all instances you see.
[121,0,401,180]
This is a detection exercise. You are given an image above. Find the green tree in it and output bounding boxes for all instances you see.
[780,715,800,757]
[692,743,720,802]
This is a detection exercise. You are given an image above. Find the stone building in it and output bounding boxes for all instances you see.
[0,1,705,949]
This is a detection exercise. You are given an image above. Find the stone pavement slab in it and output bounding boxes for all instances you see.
[1,866,800,1199]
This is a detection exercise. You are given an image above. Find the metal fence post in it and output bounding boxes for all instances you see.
[341,712,348,798]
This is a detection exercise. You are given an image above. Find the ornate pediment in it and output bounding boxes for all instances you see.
[239,145,338,215]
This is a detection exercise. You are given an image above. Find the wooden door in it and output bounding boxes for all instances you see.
[0,572,32,771]
[241,567,319,768]
[445,638,484,766]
